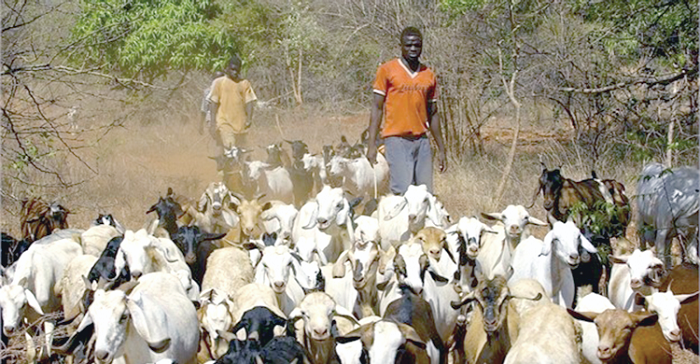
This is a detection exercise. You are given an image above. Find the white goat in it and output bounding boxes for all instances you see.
[504,301,582,364]
[293,185,354,263]
[117,229,199,301]
[378,184,447,250]
[328,152,389,199]
[246,160,294,204]
[288,292,359,364]
[509,220,598,307]
[608,249,665,311]
[0,237,82,359]
[637,286,699,343]
[199,246,255,357]
[261,200,298,245]
[253,245,306,315]
[445,217,497,290]
[70,272,199,364]
[478,205,547,279]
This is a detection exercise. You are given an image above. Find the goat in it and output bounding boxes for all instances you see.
[568,308,671,364]
[636,287,699,343]
[20,197,70,242]
[336,319,430,364]
[211,147,255,198]
[171,225,225,286]
[383,285,446,364]
[328,151,390,201]
[288,292,359,364]
[378,184,448,250]
[86,236,131,288]
[65,272,200,364]
[608,249,665,311]
[293,185,356,263]
[451,275,542,364]
[504,301,582,364]
[658,262,699,353]
[478,205,548,279]
[509,220,598,307]
[445,217,497,293]
[531,167,629,237]
[1,232,30,267]
[0,237,82,359]
[245,160,294,204]
[199,246,255,357]
[331,215,388,317]
[146,194,184,238]
[261,200,298,245]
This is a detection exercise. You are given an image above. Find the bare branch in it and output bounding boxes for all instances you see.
[558,67,698,94]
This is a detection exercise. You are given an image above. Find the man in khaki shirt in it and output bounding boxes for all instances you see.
[208,55,257,150]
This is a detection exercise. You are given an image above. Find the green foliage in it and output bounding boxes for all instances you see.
[71,0,274,80]
[569,200,629,239]
[571,0,698,66]
[440,0,488,15]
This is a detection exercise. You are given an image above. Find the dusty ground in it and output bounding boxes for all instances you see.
[1,107,697,363]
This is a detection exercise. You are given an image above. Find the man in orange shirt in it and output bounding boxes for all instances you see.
[208,55,257,150]
[367,27,447,194]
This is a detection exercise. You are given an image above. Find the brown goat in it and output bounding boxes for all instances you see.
[659,263,699,353]
[20,197,70,242]
[531,167,629,235]
[451,275,522,364]
[568,308,671,364]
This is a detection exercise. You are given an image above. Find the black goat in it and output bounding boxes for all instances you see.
[1,232,30,267]
[146,195,183,237]
[384,284,446,364]
[231,306,287,347]
[86,236,130,287]
[171,225,225,286]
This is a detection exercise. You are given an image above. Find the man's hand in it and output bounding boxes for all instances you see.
[367,144,378,165]
[437,150,448,173]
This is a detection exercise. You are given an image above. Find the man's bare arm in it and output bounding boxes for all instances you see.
[245,101,255,127]
[367,93,385,164]
[427,100,447,173]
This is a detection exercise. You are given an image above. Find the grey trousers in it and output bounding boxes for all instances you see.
[384,135,433,194]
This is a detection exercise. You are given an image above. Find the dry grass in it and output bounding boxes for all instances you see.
[1,106,697,363]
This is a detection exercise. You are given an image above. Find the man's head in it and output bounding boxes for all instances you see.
[400,26,422,63]
[225,55,242,81]
[212,70,225,81]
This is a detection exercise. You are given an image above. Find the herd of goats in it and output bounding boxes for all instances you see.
[0,134,699,364]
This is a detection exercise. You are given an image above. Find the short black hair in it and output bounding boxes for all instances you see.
[228,55,242,69]
[213,71,225,79]
[400,26,422,42]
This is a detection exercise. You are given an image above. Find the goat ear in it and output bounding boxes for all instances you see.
[385,198,408,221]
[221,209,237,227]
[675,291,700,304]
[527,216,548,226]
[609,255,627,264]
[127,294,172,354]
[25,289,44,315]
[333,251,349,278]
[303,203,319,229]
[633,312,658,327]
[481,212,503,222]
[634,292,647,307]
[567,309,597,323]
[397,323,426,349]
[202,233,226,242]
[428,268,449,284]
[540,232,554,256]
[580,235,598,254]
[334,306,359,325]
